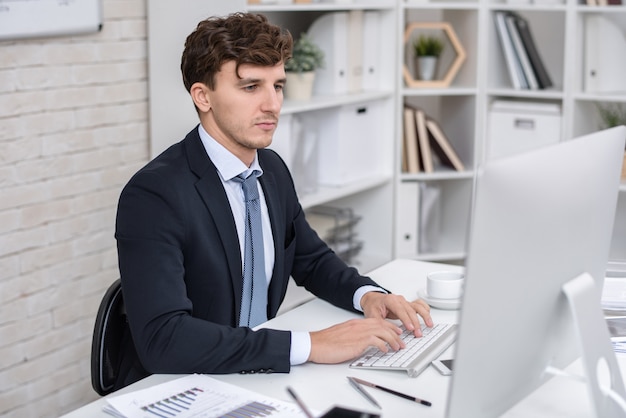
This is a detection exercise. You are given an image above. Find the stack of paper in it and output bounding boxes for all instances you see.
[103,374,310,418]
[603,265,626,354]
[606,316,626,354]
[602,277,626,313]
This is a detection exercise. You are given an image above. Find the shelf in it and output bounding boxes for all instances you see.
[415,251,467,262]
[576,4,626,13]
[299,174,393,209]
[487,3,567,11]
[573,92,626,102]
[282,90,393,114]
[402,86,478,96]
[248,1,395,12]
[403,2,480,10]
[400,171,474,181]
[486,87,565,100]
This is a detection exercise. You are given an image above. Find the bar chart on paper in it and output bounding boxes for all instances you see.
[102,374,310,418]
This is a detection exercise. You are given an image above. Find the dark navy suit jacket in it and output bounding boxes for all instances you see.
[114,126,379,389]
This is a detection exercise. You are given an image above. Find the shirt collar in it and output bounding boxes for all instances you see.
[197,124,263,181]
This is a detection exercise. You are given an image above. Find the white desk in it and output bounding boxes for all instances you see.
[62,259,625,417]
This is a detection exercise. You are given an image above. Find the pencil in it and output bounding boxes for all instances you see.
[348,376,432,407]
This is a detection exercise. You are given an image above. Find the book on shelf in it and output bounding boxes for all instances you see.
[426,118,465,172]
[401,129,408,173]
[494,11,553,90]
[403,106,421,174]
[505,13,539,90]
[415,108,434,173]
[494,11,527,90]
[511,12,553,90]
[402,107,465,174]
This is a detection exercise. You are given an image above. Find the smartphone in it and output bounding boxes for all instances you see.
[322,407,380,417]
[431,358,454,376]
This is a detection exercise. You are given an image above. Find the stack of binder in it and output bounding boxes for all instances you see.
[394,182,442,256]
[584,15,626,93]
[306,206,363,266]
[307,10,383,95]
[494,11,553,90]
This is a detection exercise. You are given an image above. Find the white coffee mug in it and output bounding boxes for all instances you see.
[427,270,464,300]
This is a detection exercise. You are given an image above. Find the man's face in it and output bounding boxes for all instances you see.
[201,60,286,165]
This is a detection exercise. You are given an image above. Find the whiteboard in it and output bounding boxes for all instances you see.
[0,0,102,40]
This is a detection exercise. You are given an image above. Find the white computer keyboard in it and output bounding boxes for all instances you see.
[349,322,457,378]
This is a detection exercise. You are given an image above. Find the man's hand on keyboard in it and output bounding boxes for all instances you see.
[308,318,406,364]
[360,293,433,338]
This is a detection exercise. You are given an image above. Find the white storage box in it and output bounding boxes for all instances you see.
[487,100,562,160]
[301,100,386,187]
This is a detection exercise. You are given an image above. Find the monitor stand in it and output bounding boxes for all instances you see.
[561,272,626,417]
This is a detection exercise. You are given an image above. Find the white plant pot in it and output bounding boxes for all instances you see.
[285,71,315,100]
[416,56,439,81]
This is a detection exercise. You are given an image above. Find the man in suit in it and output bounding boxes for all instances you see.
[114,12,432,390]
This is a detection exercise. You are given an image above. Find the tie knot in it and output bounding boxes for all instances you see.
[235,173,259,202]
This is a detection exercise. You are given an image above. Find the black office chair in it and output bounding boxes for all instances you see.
[91,278,126,396]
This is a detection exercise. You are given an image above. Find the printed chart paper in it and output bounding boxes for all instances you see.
[103,374,311,418]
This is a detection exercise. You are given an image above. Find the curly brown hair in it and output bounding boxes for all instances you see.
[181,13,293,92]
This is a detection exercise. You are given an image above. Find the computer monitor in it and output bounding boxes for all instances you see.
[447,126,626,417]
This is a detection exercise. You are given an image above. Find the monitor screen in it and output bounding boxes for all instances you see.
[447,126,626,417]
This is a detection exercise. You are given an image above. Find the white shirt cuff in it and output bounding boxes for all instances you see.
[289,331,311,365]
[353,285,388,312]
[289,286,386,366]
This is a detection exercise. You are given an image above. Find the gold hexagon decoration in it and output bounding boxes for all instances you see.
[403,22,466,89]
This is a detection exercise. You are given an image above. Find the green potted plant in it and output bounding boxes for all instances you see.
[596,102,626,180]
[284,33,325,100]
[596,102,626,129]
[412,35,445,81]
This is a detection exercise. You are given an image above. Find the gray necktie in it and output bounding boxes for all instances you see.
[234,172,268,327]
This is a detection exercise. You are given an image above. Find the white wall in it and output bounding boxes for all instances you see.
[0,1,149,416]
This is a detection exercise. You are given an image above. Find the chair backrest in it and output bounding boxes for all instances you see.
[91,279,126,396]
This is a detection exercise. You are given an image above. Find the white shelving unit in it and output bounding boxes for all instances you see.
[395,1,483,262]
[396,0,626,263]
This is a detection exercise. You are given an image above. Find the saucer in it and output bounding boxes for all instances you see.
[418,288,461,310]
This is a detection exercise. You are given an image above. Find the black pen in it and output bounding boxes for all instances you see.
[348,376,432,407]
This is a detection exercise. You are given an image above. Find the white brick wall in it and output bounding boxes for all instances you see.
[0,1,149,416]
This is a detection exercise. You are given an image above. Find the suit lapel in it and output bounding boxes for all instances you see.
[258,153,286,318]
[184,128,244,314]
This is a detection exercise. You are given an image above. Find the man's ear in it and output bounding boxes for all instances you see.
[190,82,211,112]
